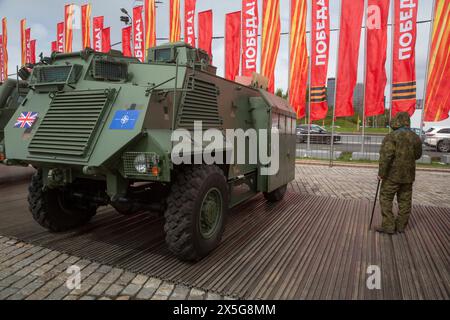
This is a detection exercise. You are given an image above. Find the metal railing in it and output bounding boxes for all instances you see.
[296,133,449,167]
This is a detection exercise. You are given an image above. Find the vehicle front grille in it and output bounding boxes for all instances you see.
[28,89,114,157]
[177,77,223,130]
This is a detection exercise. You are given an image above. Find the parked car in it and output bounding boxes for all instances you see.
[411,128,425,143]
[296,124,341,144]
[424,127,450,152]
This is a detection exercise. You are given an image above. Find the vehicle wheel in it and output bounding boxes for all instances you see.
[437,140,450,153]
[28,170,97,232]
[263,185,287,203]
[164,165,228,261]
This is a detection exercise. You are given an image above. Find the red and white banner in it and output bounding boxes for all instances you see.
[289,0,308,118]
[64,4,74,53]
[170,0,181,42]
[30,39,36,64]
[133,6,145,62]
[0,36,4,82]
[93,16,104,52]
[122,26,132,57]
[57,22,65,53]
[145,0,157,53]
[102,27,111,53]
[25,28,31,64]
[225,11,241,81]
[364,0,390,117]
[198,10,213,59]
[82,4,92,49]
[241,0,258,77]
[261,0,281,93]
[310,0,330,121]
[2,18,8,80]
[335,0,364,117]
[392,0,418,117]
[424,0,450,122]
[51,41,57,53]
[20,19,26,66]
[184,0,196,47]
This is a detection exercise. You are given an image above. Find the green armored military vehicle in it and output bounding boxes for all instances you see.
[0,43,296,261]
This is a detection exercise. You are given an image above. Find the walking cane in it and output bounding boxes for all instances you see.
[369,180,382,231]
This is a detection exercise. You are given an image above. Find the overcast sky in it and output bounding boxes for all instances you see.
[0,0,447,126]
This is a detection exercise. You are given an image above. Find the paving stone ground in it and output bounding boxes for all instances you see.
[0,237,233,300]
[290,164,450,208]
[1,164,448,300]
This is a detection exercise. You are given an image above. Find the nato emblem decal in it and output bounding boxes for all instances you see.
[110,110,140,130]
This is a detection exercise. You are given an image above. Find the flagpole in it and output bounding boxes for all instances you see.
[307,1,312,156]
[330,0,342,167]
[420,0,436,134]
[389,0,395,133]
[361,0,369,154]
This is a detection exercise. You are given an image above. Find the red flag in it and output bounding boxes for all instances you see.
[133,6,145,62]
[289,0,308,118]
[82,4,92,49]
[93,16,104,52]
[57,22,65,53]
[30,40,36,64]
[184,0,196,47]
[225,11,241,81]
[20,19,26,66]
[392,0,418,117]
[51,41,57,53]
[0,36,4,82]
[364,0,390,117]
[310,0,330,121]
[25,28,31,64]
[198,10,213,59]
[145,0,157,53]
[64,4,74,53]
[241,0,258,77]
[102,28,111,53]
[122,26,132,57]
[424,0,450,122]
[170,0,181,42]
[261,0,281,93]
[2,18,8,80]
[335,0,364,117]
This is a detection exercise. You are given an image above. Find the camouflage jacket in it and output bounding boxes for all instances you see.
[378,113,423,183]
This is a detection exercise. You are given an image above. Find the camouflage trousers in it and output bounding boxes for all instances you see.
[379,179,413,232]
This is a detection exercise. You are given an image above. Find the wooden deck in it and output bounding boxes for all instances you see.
[0,181,449,299]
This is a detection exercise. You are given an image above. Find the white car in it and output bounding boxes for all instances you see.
[424,127,450,152]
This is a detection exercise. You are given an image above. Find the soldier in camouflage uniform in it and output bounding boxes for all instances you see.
[376,112,423,234]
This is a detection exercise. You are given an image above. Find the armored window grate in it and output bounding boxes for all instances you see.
[30,65,82,85]
[93,60,128,81]
[28,90,112,158]
[177,77,222,130]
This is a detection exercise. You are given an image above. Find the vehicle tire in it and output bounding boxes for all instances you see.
[164,165,228,261]
[263,185,287,203]
[437,140,450,153]
[28,170,97,232]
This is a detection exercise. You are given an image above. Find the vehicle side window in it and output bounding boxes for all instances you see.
[272,113,279,129]
[279,115,286,133]
[286,116,292,135]
[438,129,450,134]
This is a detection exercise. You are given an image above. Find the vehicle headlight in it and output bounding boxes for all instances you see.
[134,154,148,174]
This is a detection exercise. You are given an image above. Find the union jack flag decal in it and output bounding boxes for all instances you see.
[14,112,39,129]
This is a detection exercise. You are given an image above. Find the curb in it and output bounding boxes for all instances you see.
[295,160,450,174]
